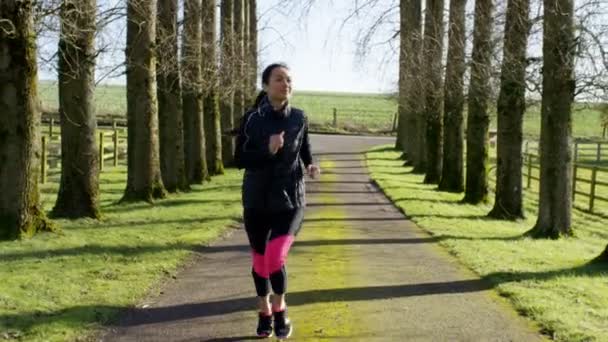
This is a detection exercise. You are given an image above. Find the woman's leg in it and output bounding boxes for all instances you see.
[243,209,272,314]
[266,208,305,311]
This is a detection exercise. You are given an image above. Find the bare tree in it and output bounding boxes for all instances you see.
[123,0,167,202]
[248,0,258,103]
[243,0,251,107]
[220,0,235,166]
[233,0,245,118]
[439,0,467,192]
[52,0,100,218]
[464,0,494,204]
[527,0,575,238]
[0,0,55,239]
[421,0,445,184]
[395,0,408,153]
[202,0,224,175]
[183,0,209,183]
[403,0,423,168]
[157,0,188,192]
[412,2,432,174]
[488,0,530,219]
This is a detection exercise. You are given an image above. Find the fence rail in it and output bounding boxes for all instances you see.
[40,128,127,184]
[525,140,608,165]
[320,107,397,132]
[521,150,608,215]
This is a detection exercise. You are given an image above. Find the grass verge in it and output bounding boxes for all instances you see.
[366,145,608,342]
[0,166,243,341]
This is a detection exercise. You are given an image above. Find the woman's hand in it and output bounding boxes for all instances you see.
[306,164,321,179]
[268,131,284,155]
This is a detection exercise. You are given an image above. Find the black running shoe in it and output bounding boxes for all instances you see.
[273,310,293,339]
[256,312,273,338]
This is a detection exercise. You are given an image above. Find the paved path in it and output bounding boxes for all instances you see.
[102,134,543,341]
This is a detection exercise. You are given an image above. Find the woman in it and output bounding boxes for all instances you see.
[234,63,320,339]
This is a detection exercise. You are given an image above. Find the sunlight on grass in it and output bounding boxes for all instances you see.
[0,166,244,341]
[366,146,608,342]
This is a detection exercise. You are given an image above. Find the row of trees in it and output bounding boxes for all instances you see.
[0,0,258,239]
[395,0,607,260]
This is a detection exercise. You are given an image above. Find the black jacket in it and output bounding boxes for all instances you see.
[234,98,314,211]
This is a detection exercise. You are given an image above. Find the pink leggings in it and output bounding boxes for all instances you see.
[244,208,304,296]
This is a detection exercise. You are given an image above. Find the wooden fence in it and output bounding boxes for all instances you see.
[40,126,127,184]
[522,140,608,215]
[328,108,398,132]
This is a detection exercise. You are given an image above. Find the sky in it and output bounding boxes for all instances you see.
[255,1,399,93]
[37,0,400,94]
[36,0,606,97]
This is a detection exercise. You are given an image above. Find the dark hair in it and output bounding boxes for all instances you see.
[252,62,289,108]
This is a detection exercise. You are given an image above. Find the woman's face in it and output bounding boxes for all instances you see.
[264,67,292,102]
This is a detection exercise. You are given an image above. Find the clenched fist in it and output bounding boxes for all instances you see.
[307,164,321,179]
[268,131,285,155]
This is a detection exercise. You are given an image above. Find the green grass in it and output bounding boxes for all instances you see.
[366,146,608,342]
[290,91,397,133]
[0,166,244,341]
[37,82,399,134]
[38,83,126,118]
[517,103,606,140]
[38,81,607,138]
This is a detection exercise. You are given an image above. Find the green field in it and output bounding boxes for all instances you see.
[38,82,606,138]
[367,146,608,342]
[38,82,399,134]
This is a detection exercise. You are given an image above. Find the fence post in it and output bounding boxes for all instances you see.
[573,141,579,163]
[99,131,104,171]
[41,136,47,184]
[333,108,338,129]
[392,112,398,132]
[113,129,118,167]
[527,154,532,189]
[596,143,602,163]
[572,164,577,201]
[589,167,597,212]
[49,118,54,139]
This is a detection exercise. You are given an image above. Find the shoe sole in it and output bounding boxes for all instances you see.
[256,331,273,338]
[275,326,293,340]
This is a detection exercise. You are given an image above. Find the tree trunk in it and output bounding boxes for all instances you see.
[403,0,423,167]
[463,0,494,204]
[0,0,55,239]
[220,0,235,166]
[182,0,208,184]
[52,0,100,218]
[157,0,188,192]
[413,0,443,175]
[527,0,575,238]
[233,0,245,118]
[438,0,466,193]
[395,0,408,152]
[488,0,530,219]
[123,0,167,202]
[412,103,427,173]
[596,245,608,263]
[248,0,258,103]
[202,0,224,175]
[422,0,445,184]
[243,0,251,108]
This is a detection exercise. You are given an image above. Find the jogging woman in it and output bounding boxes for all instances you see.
[234,63,320,339]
